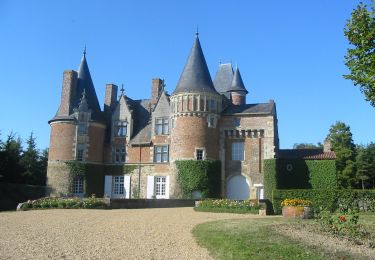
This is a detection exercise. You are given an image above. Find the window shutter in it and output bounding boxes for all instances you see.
[104,175,112,198]
[146,176,155,199]
[165,176,170,199]
[124,175,131,199]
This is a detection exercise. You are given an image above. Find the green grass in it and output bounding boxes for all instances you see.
[192,217,350,260]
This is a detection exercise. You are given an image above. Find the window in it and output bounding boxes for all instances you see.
[155,176,166,196]
[155,118,169,135]
[76,143,84,161]
[196,149,204,160]
[115,147,126,163]
[232,142,244,161]
[207,115,216,128]
[113,176,124,195]
[73,177,84,195]
[154,145,169,163]
[78,123,86,134]
[209,99,216,112]
[116,121,127,137]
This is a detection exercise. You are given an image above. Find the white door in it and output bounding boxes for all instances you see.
[155,176,169,199]
[226,175,250,200]
[112,176,125,198]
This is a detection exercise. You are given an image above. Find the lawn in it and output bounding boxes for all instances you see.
[192,215,374,260]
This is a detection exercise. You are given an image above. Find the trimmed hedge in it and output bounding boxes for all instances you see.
[19,196,108,210]
[272,189,375,214]
[175,160,221,199]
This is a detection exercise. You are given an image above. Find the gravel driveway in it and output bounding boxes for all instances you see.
[0,208,259,259]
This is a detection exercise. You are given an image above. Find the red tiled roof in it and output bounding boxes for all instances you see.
[277,149,336,160]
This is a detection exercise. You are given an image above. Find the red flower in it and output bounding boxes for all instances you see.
[339,215,346,222]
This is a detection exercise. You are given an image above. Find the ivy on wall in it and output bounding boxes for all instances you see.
[64,161,105,197]
[264,158,337,200]
[175,160,221,199]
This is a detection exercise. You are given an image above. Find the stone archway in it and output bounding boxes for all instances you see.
[226,175,250,200]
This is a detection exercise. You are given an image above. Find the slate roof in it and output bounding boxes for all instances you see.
[173,35,219,95]
[222,102,275,115]
[228,67,248,94]
[213,63,234,96]
[277,149,336,160]
[74,52,103,121]
[125,97,152,145]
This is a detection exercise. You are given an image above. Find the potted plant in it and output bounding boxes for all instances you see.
[281,199,313,218]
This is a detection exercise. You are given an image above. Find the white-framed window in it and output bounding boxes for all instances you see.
[154,145,169,163]
[115,147,126,163]
[76,143,84,161]
[155,176,166,197]
[196,148,205,160]
[78,123,86,134]
[116,121,127,137]
[231,142,244,161]
[155,117,169,135]
[113,176,124,195]
[73,176,84,195]
[209,99,216,112]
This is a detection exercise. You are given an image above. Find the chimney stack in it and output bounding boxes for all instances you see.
[104,84,118,114]
[151,78,163,106]
[323,138,332,152]
[57,70,78,116]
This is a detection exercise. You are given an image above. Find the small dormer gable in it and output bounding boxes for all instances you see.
[112,93,133,138]
[153,89,170,115]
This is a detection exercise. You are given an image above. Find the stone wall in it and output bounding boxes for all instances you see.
[46,161,72,196]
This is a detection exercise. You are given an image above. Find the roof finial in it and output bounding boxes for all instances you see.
[82,88,87,99]
[195,25,199,37]
[120,84,125,95]
[83,45,86,57]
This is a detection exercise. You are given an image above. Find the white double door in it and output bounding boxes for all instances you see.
[104,175,130,199]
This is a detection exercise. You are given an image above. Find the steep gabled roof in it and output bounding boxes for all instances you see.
[222,102,275,115]
[213,63,234,96]
[74,52,103,121]
[173,35,218,95]
[277,149,336,160]
[228,67,248,94]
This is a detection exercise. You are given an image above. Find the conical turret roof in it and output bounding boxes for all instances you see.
[74,51,103,121]
[213,63,234,95]
[173,35,218,95]
[228,67,248,94]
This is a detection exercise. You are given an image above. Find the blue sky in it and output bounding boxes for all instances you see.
[0,0,374,150]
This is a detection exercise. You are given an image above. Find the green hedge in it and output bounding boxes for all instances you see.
[264,159,277,200]
[272,189,375,214]
[175,160,221,199]
[19,196,108,210]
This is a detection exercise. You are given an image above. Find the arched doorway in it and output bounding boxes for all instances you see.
[226,175,250,200]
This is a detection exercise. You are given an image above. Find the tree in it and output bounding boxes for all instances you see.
[20,133,43,185]
[0,132,24,183]
[327,121,357,188]
[344,2,375,107]
[356,143,375,189]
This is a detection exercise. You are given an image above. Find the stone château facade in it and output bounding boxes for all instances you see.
[47,34,280,200]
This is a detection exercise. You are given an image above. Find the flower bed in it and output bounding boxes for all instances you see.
[194,199,260,214]
[18,196,108,210]
[281,198,313,218]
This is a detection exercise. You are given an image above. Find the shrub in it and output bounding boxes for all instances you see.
[272,189,375,214]
[195,199,260,214]
[19,196,107,210]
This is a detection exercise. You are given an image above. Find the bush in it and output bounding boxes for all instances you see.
[195,199,260,214]
[20,196,107,210]
[272,189,375,214]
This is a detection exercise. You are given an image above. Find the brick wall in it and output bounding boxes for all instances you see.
[48,122,76,161]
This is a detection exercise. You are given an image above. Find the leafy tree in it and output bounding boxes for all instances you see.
[356,143,375,189]
[38,148,49,186]
[344,2,375,107]
[293,143,323,149]
[326,121,357,188]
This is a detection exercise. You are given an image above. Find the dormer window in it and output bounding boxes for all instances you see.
[116,121,127,137]
[155,118,169,135]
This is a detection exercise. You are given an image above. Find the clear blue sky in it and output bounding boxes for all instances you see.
[0,0,374,150]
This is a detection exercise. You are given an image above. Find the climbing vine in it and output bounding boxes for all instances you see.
[175,160,221,199]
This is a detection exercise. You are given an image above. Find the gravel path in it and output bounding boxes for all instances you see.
[0,208,258,259]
